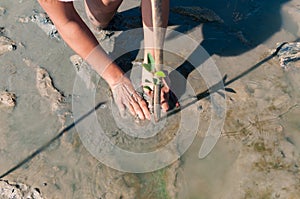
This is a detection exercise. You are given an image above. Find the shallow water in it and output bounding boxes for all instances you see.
[1,0,300,198]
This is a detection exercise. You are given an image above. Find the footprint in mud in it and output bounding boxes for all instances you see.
[23,58,70,127]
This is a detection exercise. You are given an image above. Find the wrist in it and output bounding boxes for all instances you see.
[84,45,125,86]
[101,63,124,87]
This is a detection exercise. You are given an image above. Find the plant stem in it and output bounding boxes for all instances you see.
[151,0,163,122]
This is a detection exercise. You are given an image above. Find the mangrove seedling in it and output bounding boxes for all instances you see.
[142,53,166,121]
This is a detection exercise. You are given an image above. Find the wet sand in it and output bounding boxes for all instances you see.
[1,0,300,198]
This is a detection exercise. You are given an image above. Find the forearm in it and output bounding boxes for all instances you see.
[38,0,123,86]
[38,1,151,120]
[59,20,97,57]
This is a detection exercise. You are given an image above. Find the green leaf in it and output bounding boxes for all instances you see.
[143,85,152,91]
[147,53,155,65]
[151,64,155,72]
[142,63,152,72]
[155,71,166,78]
[145,79,152,83]
[153,78,158,85]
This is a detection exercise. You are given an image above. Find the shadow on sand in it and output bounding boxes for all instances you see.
[0,0,293,178]
[111,0,291,109]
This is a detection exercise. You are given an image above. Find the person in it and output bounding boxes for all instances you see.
[38,0,175,121]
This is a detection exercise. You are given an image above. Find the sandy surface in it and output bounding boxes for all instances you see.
[0,0,300,198]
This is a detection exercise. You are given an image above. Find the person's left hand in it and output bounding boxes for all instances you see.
[110,76,151,120]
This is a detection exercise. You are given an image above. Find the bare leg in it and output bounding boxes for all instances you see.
[141,0,174,112]
[141,0,169,61]
[84,0,123,30]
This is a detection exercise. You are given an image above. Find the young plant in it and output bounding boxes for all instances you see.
[142,53,166,120]
[142,53,166,90]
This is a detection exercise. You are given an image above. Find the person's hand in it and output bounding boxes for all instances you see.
[144,71,180,112]
[110,76,151,120]
[160,78,180,111]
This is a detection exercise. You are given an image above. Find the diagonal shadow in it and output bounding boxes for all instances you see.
[0,102,106,179]
[7,0,293,179]
[0,41,294,179]
[162,42,289,119]
[105,0,292,110]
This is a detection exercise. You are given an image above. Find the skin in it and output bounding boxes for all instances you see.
[38,0,174,120]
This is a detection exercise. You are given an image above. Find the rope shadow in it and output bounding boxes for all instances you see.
[162,42,289,119]
[0,41,295,178]
[0,102,106,179]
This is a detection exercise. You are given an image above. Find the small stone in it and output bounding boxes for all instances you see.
[0,36,17,55]
[70,54,83,69]
[70,54,96,89]
[0,91,16,107]
[26,10,60,40]
[277,42,300,69]
[17,16,30,23]
[99,103,107,109]
[34,187,41,194]
[0,7,6,16]
[0,180,44,199]
[0,27,4,35]
[18,42,26,48]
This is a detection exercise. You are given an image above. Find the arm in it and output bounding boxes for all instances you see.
[38,0,122,86]
[141,0,179,112]
[38,0,150,120]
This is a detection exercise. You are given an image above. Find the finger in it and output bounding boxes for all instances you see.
[170,91,180,108]
[127,103,136,117]
[114,96,126,117]
[161,86,170,112]
[136,96,151,120]
[130,97,145,120]
[143,88,152,97]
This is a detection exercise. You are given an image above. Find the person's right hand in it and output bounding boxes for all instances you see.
[110,75,151,120]
[143,71,180,112]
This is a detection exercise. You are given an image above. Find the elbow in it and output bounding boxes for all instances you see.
[37,0,79,36]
